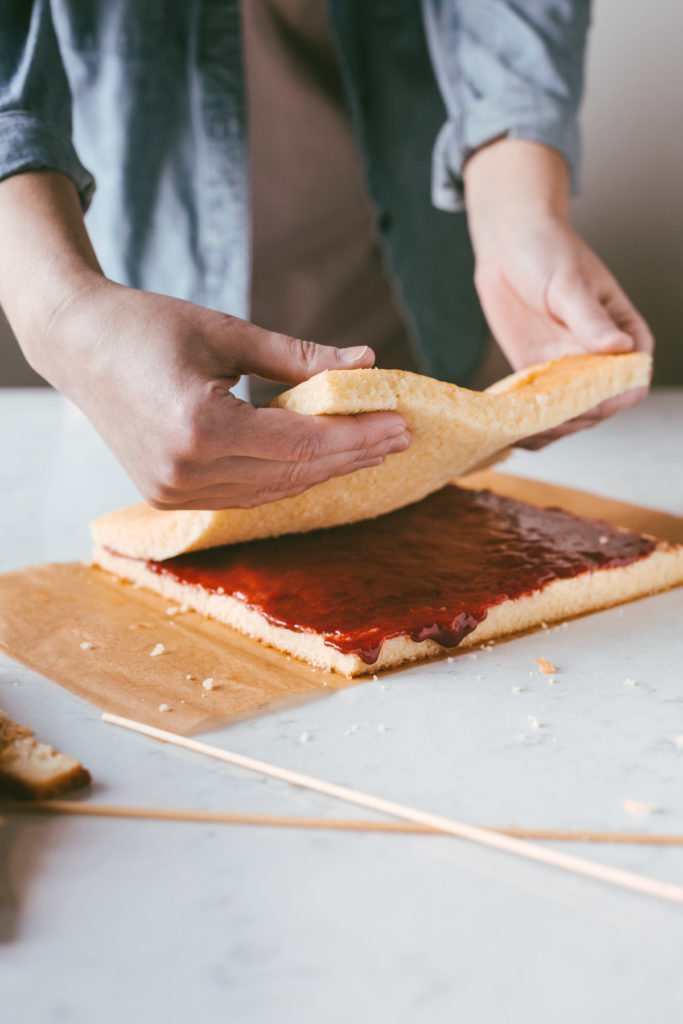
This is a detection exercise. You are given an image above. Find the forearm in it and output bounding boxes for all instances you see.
[0,170,102,387]
[463,138,571,261]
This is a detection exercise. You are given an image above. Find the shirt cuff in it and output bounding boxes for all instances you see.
[431,96,580,213]
[0,110,95,211]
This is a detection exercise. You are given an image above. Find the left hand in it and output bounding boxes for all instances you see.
[464,140,653,448]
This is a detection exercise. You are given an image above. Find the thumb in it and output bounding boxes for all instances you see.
[222,320,376,384]
[548,280,634,354]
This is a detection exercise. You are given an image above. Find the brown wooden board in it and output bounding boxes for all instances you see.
[1,472,681,735]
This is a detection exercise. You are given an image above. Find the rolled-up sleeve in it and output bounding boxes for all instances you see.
[422,0,590,211]
[0,2,94,208]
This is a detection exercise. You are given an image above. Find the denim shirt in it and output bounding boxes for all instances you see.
[0,1,589,384]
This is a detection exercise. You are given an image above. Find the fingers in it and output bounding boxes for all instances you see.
[218,319,377,385]
[148,434,410,510]
[172,430,410,493]
[604,295,654,355]
[546,275,634,354]
[146,400,411,509]
[546,267,655,359]
[215,404,408,463]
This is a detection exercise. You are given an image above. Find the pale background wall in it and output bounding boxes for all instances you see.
[1,0,681,385]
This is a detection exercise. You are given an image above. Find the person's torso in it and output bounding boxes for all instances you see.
[52,0,487,383]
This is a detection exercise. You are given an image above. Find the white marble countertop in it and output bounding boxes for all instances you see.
[1,387,682,1023]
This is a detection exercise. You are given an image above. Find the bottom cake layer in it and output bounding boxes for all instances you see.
[92,486,683,677]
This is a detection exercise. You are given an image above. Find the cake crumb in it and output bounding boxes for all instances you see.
[79,641,93,651]
[540,622,549,630]
[674,735,683,749]
[447,657,455,664]
[299,731,311,744]
[372,674,379,681]
[475,674,483,681]
[511,686,522,694]
[623,799,659,817]
[536,657,556,675]
[150,643,166,657]
[202,678,214,691]
[527,715,540,730]
[158,703,171,712]
[623,677,637,687]
[547,676,555,686]
[166,606,180,615]
[185,674,195,681]
[377,723,389,732]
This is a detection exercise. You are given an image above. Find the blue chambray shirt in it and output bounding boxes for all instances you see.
[0,0,589,385]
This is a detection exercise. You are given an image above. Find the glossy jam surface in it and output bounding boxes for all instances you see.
[144,487,656,664]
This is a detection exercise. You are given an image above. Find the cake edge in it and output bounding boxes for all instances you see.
[91,541,683,678]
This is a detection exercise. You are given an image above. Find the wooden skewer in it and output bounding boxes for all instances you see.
[3,797,683,845]
[102,712,683,903]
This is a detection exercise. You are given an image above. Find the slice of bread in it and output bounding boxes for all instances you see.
[91,353,651,561]
[0,709,91,800]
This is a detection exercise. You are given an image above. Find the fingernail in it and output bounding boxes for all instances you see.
[340,346,369,364]
[358,456,385,470]
[387,432,410,454]
[387,421,408,438]
[594,330,634,352]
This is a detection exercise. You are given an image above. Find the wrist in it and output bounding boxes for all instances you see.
[464,139,571,260]
[17,264,109,391]
[0,170,105,389]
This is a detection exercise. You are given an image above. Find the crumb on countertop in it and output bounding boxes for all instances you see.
[299,731,311,744]
[623,799,659,817]
[536,657,556,675]
[527,715,540,730]
[202,678,214,691]
[623,677,637,687]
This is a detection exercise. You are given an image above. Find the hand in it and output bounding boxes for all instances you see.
[0,173,408,510]
[464,140,653,448]
[42,279,409,509]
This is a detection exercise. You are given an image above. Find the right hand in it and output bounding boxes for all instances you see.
[44,278,409,510]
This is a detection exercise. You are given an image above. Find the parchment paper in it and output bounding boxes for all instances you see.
[1,472,681,735]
